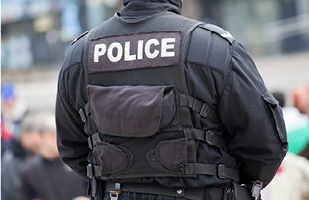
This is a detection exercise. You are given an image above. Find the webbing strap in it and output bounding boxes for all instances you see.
[79,102,91,123]
[184,129,227,150]
[179,95,220,123]
[186,164,240,182]
[87,163,239,182]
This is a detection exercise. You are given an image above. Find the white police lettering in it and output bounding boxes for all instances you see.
[145,39,160,59]
[94,38,176,63]
[161,38,176,57]
[137,40,144,60]
[107,42,122,62]
[94,44,106,62]
[125,42,136,61]
[88,31,181,73]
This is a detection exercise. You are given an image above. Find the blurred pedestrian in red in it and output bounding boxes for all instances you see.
[1,112,42,200]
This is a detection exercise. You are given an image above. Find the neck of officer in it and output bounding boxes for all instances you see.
[120,0,182,22]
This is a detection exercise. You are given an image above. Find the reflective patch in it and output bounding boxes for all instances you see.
[88,31,181,73]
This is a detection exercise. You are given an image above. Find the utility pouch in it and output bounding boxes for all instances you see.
[87,85,177,137]
[87,85,190,179]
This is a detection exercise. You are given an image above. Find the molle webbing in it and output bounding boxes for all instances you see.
[179,95,220,124]
[88,130,227,151]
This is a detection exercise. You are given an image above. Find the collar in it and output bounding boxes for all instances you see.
[120,1,182,22]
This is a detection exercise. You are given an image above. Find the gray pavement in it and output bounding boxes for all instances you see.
[2,52,309,112]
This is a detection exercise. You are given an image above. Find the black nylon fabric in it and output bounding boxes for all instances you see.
[56,0,287,197]
[83,12,205,179]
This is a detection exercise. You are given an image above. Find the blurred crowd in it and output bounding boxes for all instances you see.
[1,80,309,200]
[1,82,89,200]
[262,85,309,200]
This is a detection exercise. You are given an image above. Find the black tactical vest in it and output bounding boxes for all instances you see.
[79,12,239,183]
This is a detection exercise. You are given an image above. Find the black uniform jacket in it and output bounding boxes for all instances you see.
[56,0,288,189]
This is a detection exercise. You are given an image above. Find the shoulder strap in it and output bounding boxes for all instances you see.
[201,24,235,44]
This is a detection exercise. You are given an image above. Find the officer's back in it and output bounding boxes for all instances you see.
[56,1,288,200]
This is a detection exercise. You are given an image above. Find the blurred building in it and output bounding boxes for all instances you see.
[1,0,309,71]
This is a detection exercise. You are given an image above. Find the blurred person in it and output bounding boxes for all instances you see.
[1,82,28,139]
[298,141,309,160]
[283,85,309,154]
[20,112,88,200]
[261,153,309,200]
[293,85,309,116]
[1,119,13,154]
[1,112,42,200]
[283,85,309,133]
[56,0,288,199]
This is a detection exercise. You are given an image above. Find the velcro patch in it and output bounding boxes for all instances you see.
[88,31,181,73]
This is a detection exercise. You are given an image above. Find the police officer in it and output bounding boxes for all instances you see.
[56,0,288,199]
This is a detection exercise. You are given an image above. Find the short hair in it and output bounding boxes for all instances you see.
[20,112,41,134]
[20,111,56,134]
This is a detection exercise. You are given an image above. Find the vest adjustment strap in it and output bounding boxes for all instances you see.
[179,95,220,123]
[186,163,239,182]
[79,102,91,123]
[87,163,239,182]
[184,129,227,150]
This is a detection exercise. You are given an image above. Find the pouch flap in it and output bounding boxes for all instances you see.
[88,85,176,137]
[262,91,287,143]
[262,91,278,108]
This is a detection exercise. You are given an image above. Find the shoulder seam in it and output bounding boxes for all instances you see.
[200,24,235,44]
[71,31,89,46]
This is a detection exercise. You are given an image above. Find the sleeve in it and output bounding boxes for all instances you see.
[219,42,288,187]
[56,39,90,180]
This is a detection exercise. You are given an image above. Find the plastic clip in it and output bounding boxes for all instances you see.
[110,183,121,200]
[251,180,263,200]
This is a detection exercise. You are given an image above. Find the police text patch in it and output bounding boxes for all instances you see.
[88,31,181,73]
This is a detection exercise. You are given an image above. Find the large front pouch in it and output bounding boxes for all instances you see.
[87,85,191,179]
[87,85,177,137]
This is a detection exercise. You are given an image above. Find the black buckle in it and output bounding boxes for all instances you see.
[88,136,93,149]
[79,108,87,123]
[87,164,94,178]
[218,164,226,179]
[205,130,214,145]
[192,100,203,112]
[200,104,210,117]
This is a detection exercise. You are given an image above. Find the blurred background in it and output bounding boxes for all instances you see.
[1,0,309,199]
[2,0,309,110]
[1,0,309,111]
